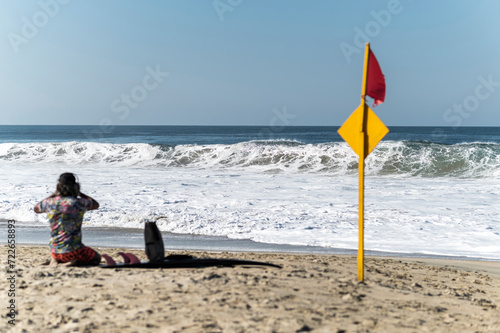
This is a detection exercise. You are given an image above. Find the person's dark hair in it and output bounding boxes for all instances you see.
[57,173,79,197]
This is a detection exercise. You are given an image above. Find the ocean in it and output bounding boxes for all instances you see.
[1,125,499,259]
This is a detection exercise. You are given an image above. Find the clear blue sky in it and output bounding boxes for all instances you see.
[1,0,499,126]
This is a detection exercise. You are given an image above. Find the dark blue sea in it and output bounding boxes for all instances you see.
[1,125,500,145]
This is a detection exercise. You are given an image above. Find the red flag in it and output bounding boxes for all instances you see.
[366,50,385,106]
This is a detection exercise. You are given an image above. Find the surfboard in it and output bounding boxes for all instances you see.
[100,253,282,269]
[100,221,281,269]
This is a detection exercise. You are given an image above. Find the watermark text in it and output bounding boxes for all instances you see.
[442,75,499,127]
[8,0,70,54]
[340,0,406,64]
[6,219,17,326]
[213,0,243,22]
[433,74,499,140]
[258,106,296,139]
[83,64,169,140]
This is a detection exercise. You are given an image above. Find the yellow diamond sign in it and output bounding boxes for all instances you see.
[338,103,389,158]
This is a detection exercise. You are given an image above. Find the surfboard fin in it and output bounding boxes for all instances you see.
[101,254,116,266]
[124,252,141,264]
[117,252,141,264]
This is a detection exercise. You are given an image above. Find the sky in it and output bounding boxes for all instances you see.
[1,0,500,127]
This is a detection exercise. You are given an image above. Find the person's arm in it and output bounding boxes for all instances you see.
[34,192,59,213]
[79,192,99,210]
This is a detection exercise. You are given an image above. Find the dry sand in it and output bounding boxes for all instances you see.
[1,245,500,332]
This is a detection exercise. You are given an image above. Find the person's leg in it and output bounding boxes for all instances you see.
[40,257,61,267]
[51,252,70,265]
[49,257,60,267]
[59,260,78,266]
[51,247,101,266]
[89,252,102,266]
[51,249,83,266]
[78,246,101,266]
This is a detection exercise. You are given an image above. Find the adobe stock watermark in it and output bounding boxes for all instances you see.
[7,0,70,54]
[213,0,243,22]
[433,74,499,140]
[258,106,296,139]
[6,219,17,326]
[340,0,409,64]
[83,65,169,140]
[442,74,499,126]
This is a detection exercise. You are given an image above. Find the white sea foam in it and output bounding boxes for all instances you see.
[1,159,499,259]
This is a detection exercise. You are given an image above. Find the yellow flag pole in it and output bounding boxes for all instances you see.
[358,43,370,281]
[338,42,388,281]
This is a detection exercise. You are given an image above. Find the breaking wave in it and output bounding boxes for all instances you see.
[1,140,499,178]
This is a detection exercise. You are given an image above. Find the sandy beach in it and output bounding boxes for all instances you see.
[2,245,500,332]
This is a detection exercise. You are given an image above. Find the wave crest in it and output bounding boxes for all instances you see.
[1,141,499,178]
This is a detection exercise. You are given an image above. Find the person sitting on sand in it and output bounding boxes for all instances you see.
[34,172,101,267]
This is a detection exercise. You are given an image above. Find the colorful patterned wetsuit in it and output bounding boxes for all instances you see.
[35,196,98,263]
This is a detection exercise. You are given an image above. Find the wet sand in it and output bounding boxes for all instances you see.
[1,245,499,332]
